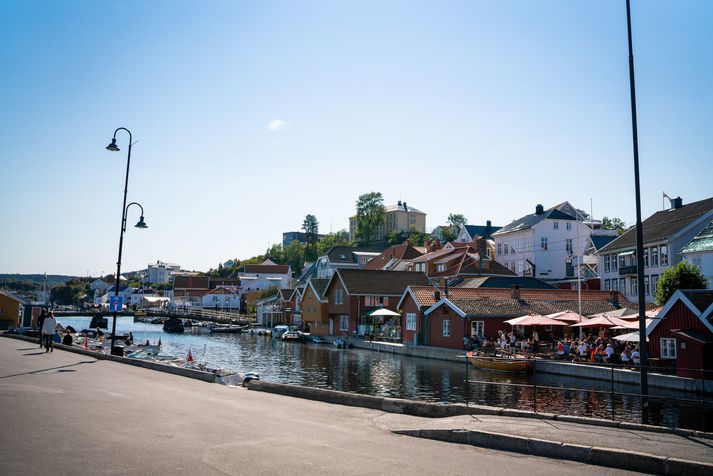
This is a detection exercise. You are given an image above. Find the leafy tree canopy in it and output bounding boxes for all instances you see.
[602,216,627,235]
[656,261,709,305]
[317,232,352,256]
[355,192,385,244]
[447,213,467,228]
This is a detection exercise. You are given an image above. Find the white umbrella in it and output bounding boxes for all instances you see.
[369,308,401,317]
[614,331,649,343]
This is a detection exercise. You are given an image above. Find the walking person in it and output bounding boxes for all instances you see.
[37,309,48,348]
[42,311,57,353]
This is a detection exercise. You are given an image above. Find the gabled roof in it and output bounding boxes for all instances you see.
[456,276,555,290]
[463,224,501,240]
[424,296,620,318]
[493,206,577,235]
[279,289,294,301]
[305,278,330,301]
[365,243,424,270]
[207,286,239,295]
[600,197,713,253]
[329,269,429,297]
[681,219,713,254]
[174,276,210,289]
[0,290,26,304]
[590,235,618,252]
[646,289,713,335]
[243,264,290,275]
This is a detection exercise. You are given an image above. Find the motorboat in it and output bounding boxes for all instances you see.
[281,330,303,342]
[333,338,352,349]
[311,335,327,344]
[466,352,530,374]
[209,324,248,334]
[126,346,184,365]
[272,325,290,338]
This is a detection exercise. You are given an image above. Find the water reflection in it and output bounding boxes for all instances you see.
[58,316,713,431]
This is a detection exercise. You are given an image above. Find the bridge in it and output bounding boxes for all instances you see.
[52,308,256,324]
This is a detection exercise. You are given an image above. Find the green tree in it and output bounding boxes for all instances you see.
[316,232,352,256]
[283,240,305,276]
[355,192,385,244]
[656,261,709,305]
[602,216,627,235]
[438,226,457,243]
[264,243,285,264]
[447,213,467,228]
[302,214,319,262]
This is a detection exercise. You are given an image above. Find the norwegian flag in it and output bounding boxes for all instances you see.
[187,349,194,362]
[663,191,671,200]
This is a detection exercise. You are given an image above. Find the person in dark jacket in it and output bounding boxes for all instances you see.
[37,309,48,348]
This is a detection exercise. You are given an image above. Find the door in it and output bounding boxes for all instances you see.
[329,318,334,336]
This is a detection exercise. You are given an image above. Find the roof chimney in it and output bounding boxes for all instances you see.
[671,196,683,209]
[535,204,544,215]
[434,289,441,301]
[510,284,521,299]
[397,200,402,206]
[403,202,408,212]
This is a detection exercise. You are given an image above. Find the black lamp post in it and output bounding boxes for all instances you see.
[106,127,147,354]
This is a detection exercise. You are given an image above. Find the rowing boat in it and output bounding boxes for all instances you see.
[467,352,530,374]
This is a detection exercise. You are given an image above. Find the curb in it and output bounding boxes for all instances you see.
[393,428,713,475]
[1,333,216,383]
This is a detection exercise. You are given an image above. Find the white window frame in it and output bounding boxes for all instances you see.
[660,337,677,359]
[339,315,349,331]
[566,222,572,231]
[553,221,559,230]
[650,246,659,267]
[604,255,610,273]
[442,319,450,337]
[541,237,548,251]
[405,313,417,331]
[660,245,668,266]
[471,321,484,338]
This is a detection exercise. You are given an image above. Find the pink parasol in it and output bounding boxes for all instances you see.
[505,313,569,327]
[546,310,586,323]
[570,315,631,328]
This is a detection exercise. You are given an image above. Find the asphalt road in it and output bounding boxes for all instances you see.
[0,338,641,475]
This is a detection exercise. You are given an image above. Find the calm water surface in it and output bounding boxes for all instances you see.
[58,316,713,431]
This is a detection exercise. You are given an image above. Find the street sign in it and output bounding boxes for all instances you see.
[109,296,123,312]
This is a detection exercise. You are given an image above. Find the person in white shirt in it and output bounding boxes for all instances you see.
[41,312,57,353]
[631,348,641,366]
[578,342,588,361]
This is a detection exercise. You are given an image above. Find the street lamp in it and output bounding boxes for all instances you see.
[106,127,148,354]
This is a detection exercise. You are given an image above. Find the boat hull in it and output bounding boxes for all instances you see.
[467,353,530,374]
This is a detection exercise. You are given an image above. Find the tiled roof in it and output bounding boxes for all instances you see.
[243,264,290,275]
[279,289,294,300]
[681,219,713,254]
[681,290,713,313]
[308,278,330,299]
[464,224,501,240]
[0,290,26,304]
[590,235,618,251]
[173,276,210,289]
[447,298,620,318]
[337,269,428,296]
[494,207,576,235]
[456,276,555,289]
[599,197,713,253]
[365,243,424,270]
[384,203,425,214]
[404,285,626,310]
[209,278,240,289]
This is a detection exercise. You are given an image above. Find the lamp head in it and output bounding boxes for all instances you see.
[135,216,148,229]
[106,138,120,152]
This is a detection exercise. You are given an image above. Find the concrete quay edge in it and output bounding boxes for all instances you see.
[394,428,713,476]
[1,333,216,383]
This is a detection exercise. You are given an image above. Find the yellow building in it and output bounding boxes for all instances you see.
[300,278,330,336]
[349,201,426,241]
[0,291,24,330]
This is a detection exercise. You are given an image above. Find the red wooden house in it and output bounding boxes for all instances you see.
[646,289,713,378]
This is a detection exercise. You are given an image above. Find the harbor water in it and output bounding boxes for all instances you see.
[58,316,713,431]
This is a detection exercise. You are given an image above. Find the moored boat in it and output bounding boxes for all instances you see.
[281,330,303,341]
[466,352,530,374]
[311,335,327,344]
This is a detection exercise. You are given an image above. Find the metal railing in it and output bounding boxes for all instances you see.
[463,356,712,426]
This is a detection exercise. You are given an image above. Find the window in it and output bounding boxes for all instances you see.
[611,255,618,272]
[553,221,559,230]
[566,222,572,231]
[339,315,349,331]
[405,313,417,331]
[631,277,638,296]
[511,263,516,272]
[651,274,659,295]
[604,279,611,291]
[604,255,610,273]
[471,321,484,338]
[619,278,626,293]
[437,263,445,272]
[566,239,573,254]
[645,276,650,295]
[660,245,668,266]
[541,237,548,251]
[660,338,677,359]
[510,244,516,254]
[497,243,502,255]
[442,319,450,337]
[643,248,649,268]
[503,243,509,255]
[611,278,618,291]
[517,260,524,274]
[650,246,659,267]
[334,289,344,305]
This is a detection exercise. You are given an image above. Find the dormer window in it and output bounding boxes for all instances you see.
[437,263,445,272]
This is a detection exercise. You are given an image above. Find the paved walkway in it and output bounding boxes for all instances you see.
[0,337,703,475]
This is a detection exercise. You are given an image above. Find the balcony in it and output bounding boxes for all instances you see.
[619,265,637,276]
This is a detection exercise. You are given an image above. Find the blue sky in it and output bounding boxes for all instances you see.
[1,0,711,275]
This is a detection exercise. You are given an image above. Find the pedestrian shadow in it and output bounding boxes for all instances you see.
[22,352,47,356]
[17,347,41,351]
[0,360,96,379]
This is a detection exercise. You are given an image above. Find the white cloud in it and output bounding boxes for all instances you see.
[267,119,290,132]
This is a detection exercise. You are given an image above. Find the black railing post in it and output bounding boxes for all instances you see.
[532,359,537,414]
[611,363,616,421]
